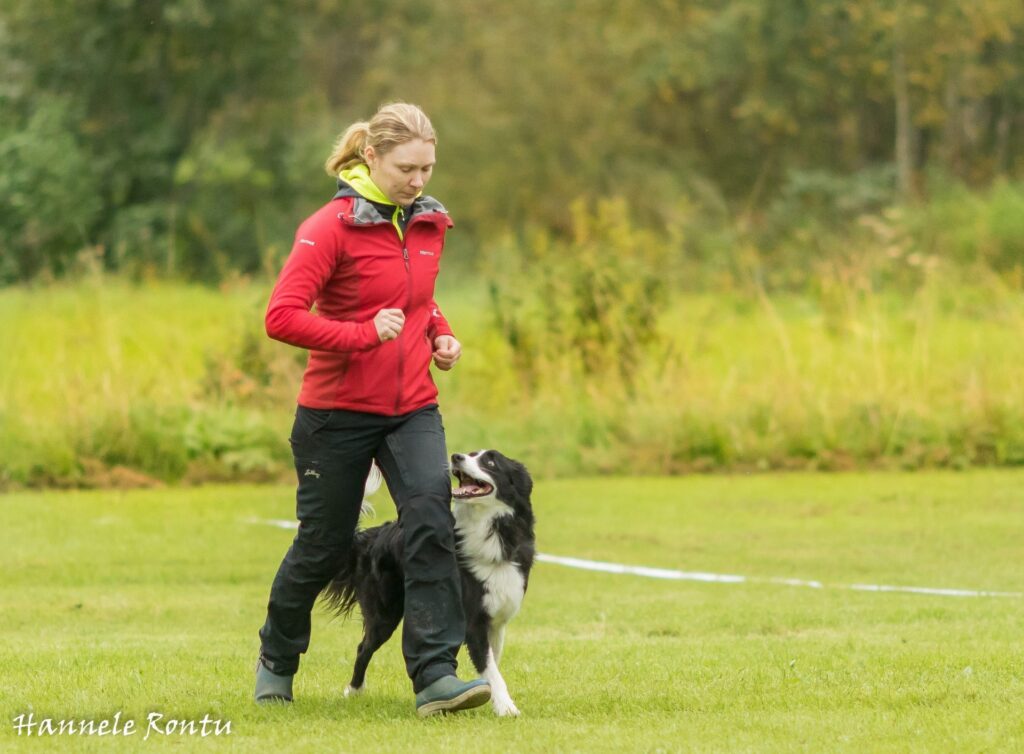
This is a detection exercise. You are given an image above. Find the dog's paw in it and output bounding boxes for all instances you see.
[344,684,366,698]
[492,695,520,717]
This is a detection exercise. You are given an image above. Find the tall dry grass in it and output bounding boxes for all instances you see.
[2,196,1023,487]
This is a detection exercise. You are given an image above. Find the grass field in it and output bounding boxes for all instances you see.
[3,470,1023,752]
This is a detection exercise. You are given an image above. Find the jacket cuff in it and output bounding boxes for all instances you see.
[360,320,381,349]
[428,322,455,342]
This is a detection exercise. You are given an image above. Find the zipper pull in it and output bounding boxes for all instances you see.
[402,247,409,261]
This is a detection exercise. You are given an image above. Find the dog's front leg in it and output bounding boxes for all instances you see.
[490,624,507,665]
[466,617,519,716]
[483,624,518,716]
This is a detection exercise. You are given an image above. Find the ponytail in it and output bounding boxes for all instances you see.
[324,121,371,176]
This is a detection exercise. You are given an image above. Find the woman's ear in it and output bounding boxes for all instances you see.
[363,144,377,169]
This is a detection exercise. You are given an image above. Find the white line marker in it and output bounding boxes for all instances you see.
[847,583,1020,598]
[251,517,300,530]
[535,553,746,584]
[536,553,1021,599]
[247,518,1022,599]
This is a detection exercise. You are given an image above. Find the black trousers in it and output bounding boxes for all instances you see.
[258,404,463,693]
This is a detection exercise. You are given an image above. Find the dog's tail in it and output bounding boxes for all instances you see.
[359,461,383,519]
[320,521,404,620]
[320,534,363,618]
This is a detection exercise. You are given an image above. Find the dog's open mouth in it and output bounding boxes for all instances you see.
[452,469,494,499]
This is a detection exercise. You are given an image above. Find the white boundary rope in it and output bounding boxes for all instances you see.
[535,553,1022,599]
[248,518,1021,599]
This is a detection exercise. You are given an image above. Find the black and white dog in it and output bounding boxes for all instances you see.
[321,450,535,716]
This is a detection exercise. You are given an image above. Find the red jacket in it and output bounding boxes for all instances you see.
[265,193,455,415]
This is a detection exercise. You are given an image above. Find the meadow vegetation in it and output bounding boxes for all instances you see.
[4,0,1024,488]
[2,186,1023,489]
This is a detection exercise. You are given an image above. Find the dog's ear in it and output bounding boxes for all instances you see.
[507,459,533,499]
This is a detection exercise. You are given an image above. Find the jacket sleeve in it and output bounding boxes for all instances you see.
[426,299,455,343]
[265,220,380,353]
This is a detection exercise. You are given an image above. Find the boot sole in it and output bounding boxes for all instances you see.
[416,685,491,718]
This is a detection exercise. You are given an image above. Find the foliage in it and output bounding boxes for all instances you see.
[902,179,1024,272]
[4,1,1024,281]
[485,199,669,393]
[0,0,308,280]
[0,97,104,281]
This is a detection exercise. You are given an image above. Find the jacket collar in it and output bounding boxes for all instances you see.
[334,181,451,228]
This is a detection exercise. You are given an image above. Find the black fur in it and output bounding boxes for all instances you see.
[320,450,535,706]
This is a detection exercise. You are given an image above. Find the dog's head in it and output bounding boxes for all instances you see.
[450,450,532,508]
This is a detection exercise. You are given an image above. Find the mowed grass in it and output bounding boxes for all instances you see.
[2,471,1024,752]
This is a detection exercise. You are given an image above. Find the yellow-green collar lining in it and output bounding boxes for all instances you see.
[339,163,420,240]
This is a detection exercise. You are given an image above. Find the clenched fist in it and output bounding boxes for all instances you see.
[374,308,405,342]
[432,335,462,370]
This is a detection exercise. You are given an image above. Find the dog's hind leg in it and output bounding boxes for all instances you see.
[464,612,491,675]
[346,610,401,697]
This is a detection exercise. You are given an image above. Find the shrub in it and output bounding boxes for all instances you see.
[485,198,669,394]
[0,97,103,281]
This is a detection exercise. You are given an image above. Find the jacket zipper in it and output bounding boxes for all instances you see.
[394,227,413,413]
[341,198,437,414]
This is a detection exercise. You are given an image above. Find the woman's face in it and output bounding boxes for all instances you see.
[366,138,436,206]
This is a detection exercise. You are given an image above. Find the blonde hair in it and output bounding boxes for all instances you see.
[325,102,436,176]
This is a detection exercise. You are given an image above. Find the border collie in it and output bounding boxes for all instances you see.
[321,450,535,716]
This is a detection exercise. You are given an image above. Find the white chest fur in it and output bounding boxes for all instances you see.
[454,500,526,623]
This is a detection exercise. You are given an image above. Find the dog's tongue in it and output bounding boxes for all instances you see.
[452,483,485,499]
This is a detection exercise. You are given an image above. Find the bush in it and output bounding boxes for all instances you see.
[0,97,103,281]
[485,198,669,393]
[904,179,1024,274]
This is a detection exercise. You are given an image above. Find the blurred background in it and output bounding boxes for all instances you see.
[2,0,1023,488]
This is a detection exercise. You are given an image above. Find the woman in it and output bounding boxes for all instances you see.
[254,102,490,716]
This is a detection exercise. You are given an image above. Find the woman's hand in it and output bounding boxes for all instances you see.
[432,335,462,370]
[374,308,405,342]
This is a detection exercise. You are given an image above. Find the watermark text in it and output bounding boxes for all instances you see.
[12,711,232,740]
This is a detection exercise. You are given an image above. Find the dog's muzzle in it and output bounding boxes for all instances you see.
[451,463,495,500]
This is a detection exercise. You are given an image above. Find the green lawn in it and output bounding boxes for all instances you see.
[2,471,1024,752]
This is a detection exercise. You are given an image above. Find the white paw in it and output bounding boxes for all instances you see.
[492,696,520,717]
[344,684,365,697]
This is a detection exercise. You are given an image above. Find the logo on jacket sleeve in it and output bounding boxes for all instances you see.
[419,250,435,256]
